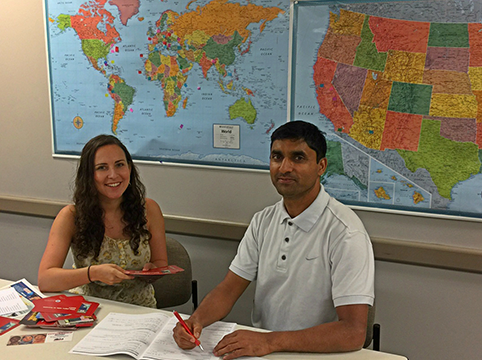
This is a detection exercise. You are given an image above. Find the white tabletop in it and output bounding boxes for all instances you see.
[0,279,407,360]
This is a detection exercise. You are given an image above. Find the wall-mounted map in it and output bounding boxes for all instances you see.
[47,0,289,169]
[47,0,482,219]
[292,0,482,218]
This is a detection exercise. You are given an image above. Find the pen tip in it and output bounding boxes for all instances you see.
[199,344,205,351]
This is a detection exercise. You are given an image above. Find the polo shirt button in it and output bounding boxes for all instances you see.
[288,221,293,226]
[281,255,286,260]
[284,237,289,242]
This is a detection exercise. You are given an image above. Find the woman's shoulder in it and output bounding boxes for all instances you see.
[145,198,161,210]
[50,204,77,236]
[57,204,76,220]
[145,198,163,219]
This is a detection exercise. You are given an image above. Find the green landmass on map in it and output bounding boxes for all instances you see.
[325,140,345,176]
[147,52,163,69]
[82,39,110,61]
[428,23,469,48]
[203,31,244,66]
[229,98,257,124]
[353,16,387,71]
[478,150,482,173]
[397,119,481,199]
[112,82,135,111]
[57,14,71,30]
[388,82,433,115]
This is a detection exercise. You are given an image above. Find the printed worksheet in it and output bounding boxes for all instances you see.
[70,312,259,360]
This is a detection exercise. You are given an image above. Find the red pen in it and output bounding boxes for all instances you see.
[173,310,204,351]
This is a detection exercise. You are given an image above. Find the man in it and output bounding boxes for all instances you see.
[173,120,374,359]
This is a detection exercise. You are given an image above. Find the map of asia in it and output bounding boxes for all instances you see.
[46,0,289,168]
[292,0,482,218]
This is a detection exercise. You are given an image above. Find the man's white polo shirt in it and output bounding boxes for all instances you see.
[229,186,375,331]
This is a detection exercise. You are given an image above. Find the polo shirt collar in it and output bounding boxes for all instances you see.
[279,186,330,232]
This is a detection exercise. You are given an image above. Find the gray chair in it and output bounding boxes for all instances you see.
[152,237,198,310]
[363,304,380,351]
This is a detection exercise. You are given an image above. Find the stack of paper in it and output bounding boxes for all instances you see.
[20,294,99,329]
[0,279,45,320]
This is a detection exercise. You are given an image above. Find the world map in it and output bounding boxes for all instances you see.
[47,0,289,168]
[292,0,482,218]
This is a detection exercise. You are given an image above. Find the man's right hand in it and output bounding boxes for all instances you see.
[172,318,203,349]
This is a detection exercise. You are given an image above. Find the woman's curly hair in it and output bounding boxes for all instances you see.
[72,135,151,260]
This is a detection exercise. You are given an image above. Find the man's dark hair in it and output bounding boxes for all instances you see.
[271,120,327,162]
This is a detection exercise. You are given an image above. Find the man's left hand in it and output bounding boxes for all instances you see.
[213,330,274,360]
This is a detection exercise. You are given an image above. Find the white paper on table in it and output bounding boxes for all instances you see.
[70,312,264,360]
[0,287,29,316]
[70,312,171,358]
[142,316,236,360]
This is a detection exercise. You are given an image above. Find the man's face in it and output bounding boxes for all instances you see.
[270,138,327,201]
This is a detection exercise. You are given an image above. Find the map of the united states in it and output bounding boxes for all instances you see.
[314,9,482,201]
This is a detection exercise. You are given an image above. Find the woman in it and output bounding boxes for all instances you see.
[38,135,168,307]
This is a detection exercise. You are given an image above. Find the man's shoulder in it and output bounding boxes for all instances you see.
[324,196,366,232]
[251,199,283,222]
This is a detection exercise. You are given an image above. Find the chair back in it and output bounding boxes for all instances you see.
[363,304,380,350]
[152,237,194,309]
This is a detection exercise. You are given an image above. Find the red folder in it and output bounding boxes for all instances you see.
[32,295,99,317]
[124,265,184,276]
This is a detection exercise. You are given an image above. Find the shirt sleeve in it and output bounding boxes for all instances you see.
[229,213,262,282]
[330,230,375,308]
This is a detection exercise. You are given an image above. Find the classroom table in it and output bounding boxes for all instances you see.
[0,279,407,360]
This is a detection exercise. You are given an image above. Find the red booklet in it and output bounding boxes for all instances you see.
[0,316,20,336]
[124,265,184,276]
[19,310,96,329]
[20,294,99,329]
[32,295,99,317]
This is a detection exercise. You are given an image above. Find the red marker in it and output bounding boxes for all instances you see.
[173,311,204,351]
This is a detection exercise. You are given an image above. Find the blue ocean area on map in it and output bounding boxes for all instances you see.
[448,174,482,213]
[368,159,431,208]
[324,174,367,202]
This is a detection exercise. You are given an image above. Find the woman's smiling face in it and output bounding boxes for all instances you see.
[93,144,131,202]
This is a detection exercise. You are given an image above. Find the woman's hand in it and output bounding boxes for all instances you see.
[136,262,160,283]
[89,264,134,285]
[142,262,158,271]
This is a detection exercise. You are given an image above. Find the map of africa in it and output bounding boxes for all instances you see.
[292,0,482,218]
[47,0,289,168]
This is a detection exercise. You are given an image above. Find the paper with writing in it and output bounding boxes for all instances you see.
[0,288,28,316]
[70,312,249,360]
